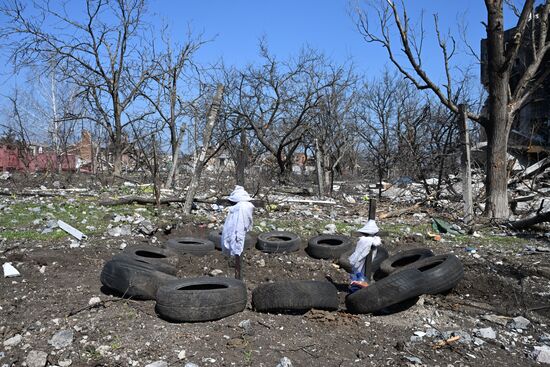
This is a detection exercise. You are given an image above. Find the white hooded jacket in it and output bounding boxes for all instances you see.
[221,186,255,256]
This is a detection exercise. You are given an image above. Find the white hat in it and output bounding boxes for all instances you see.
[357,219,379,235]
[228,185,252,202]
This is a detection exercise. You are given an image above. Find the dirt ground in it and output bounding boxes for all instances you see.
[1,175,550,367]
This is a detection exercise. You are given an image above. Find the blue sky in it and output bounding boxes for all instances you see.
[149,0,491,82]
[1,0,531,112]
[0,0,493,88]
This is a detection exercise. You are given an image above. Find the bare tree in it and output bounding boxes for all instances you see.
[308,65,359,196]
[182,84,225,214]
[355,0,550,218]
[142,29,207,188]
[234,45,334,183]
[1,0,157,176]
[355,71,402,194]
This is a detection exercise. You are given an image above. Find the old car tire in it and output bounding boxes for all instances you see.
[121,245,179,273]
[165,237,215,257]
[394,254,464,294]
[155,277,247,322]
[208,229,255,251]
[345,268,425,314]
[252,280,339,313]
[306,234,353,259]
[379,248,434,275]
[100,257,177,300]
[112,253,178,275]
[256,231,301,253]
[338,246,389,274]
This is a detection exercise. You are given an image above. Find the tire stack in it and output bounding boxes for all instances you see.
[99,241,247,322]
[345,248,464,314]
[100,245,180,300]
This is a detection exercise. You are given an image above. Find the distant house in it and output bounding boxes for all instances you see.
[0,130,96,173]
[0,143,77,172]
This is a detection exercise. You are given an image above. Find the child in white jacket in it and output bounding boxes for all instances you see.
[348,219,381,291]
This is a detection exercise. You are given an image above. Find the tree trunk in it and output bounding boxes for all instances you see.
[315,139,325,197]
[112,146,123,176]
[484,0,510,219]
[235,129,247,186]
[485,124,510,218]
[323,154,331,195]
[183,84,224,214]
[165,125,185,189]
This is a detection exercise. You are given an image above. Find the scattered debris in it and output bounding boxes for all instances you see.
[276,357,293,367]
[482,314,511,326]
[88,297,101,306]
[25,350,48,367]
[3,262,21,278]
[532,345,550,364]
[474,327,497,339]
[510,316,531,330]
[58,220,87,241]
[144,361,168,367]
[433,335,461,349]
[48,329,74,349]
[3,334,22,347]
[403,355,422,364]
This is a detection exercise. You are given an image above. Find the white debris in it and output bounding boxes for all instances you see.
[510,316,531,330]
[474,327,496,339]
[3,262,21,278]
[178,350,187,360]
[58,220,87,240]
[209,269,223,276]
[26,350,48,367]
[69,239,80,248]
[276,357,293,367]
[49,329,74,349]
[323,223,337,234]
[3,334,22,347]
[533,345,550,364]
[88,297,101,306]
[145,361,168,367]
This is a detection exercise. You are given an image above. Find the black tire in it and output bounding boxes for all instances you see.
[208,229,255,251]
[379,248,434,275]
[252,280,339,313]
[100,257,177,300]
[393,254,464,294]
[338,246,389,274]
[122,245,179,272]
[256,231,301,253]
[306,234,353,259]
[165,237,215,257]
[345,268,425,314]
[155,277,247,322]
[112,253,178,275]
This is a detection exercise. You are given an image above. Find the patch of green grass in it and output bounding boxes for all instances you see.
[0,197,156,240]
[243,350,253,364]
[122,303,137,319]
[83,345,102,360]
[110,336,122,350]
